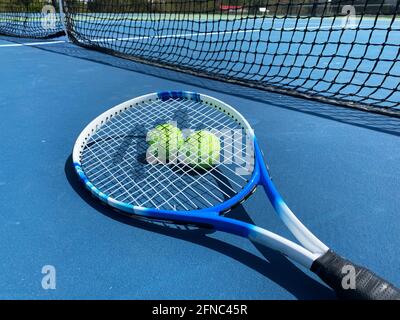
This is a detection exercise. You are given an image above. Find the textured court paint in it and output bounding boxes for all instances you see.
[1,40,399,299]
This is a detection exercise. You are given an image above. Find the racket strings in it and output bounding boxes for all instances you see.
[82,97,244,208]
[80,97,254,211]
[82,98,244,207]
[103,99,220,209]
[84,99,189,208]
[85,124,244,207]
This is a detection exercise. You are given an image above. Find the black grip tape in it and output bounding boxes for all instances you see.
[311,250,400,300]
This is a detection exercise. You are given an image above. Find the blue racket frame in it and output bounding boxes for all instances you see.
[73,91,329,268]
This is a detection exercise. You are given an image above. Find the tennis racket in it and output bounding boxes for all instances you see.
[73,91,400,300]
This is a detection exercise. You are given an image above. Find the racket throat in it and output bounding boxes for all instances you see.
[208,215,318,269]
[247,226,318,269]
[259,171,329,254]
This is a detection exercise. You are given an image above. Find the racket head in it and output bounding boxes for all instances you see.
[73,91,262,224]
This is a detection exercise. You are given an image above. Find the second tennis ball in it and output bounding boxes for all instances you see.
[180,130,221,169]
[147,123,184,162]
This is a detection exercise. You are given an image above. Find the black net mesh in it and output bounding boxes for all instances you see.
[1,0,400,117]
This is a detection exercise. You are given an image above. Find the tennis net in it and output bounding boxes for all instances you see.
[0,0,64,38]
[1,0,400,116]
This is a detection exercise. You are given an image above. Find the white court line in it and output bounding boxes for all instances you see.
[0,40,66,48]
[88,25,340,43]
[0,24,346,48]
[90,29,263,43]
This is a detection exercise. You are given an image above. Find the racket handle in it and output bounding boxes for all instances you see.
[311,250,400,300]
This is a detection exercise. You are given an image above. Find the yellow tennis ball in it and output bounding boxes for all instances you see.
[180,130,221,169]
[147,123,184,163]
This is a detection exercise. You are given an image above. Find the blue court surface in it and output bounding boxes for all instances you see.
[0,34,399,300]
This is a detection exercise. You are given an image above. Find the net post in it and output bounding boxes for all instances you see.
[58,0,68,40]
